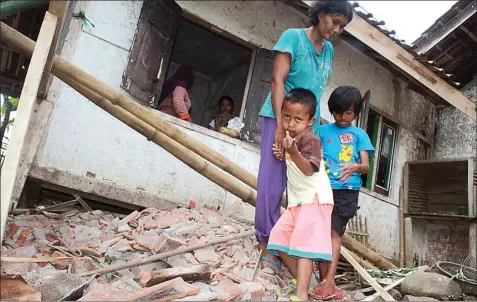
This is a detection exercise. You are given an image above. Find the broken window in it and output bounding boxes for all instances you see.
[122,0,253,135]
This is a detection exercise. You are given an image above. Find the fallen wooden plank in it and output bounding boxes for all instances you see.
[362,277,406,302]
[1,256,72,263]
[348,249,377,270]
[0,12,57,244]
[340,247,395,301]
[140,264,211,287]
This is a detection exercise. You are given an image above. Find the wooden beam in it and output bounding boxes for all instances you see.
[415,1,477,54]
[345,12,476,120]
[404,217,413,267]
[301,2,476,120]
[340,247,395,301]
[0,12,57,244]
[38,0,71,98]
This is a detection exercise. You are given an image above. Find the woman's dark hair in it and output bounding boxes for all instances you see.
[309,0,354,26]
[328,86,362,115]
[283,88,317,118]
[219,96,234,107]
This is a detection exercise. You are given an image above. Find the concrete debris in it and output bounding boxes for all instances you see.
[401,271,463,301]
[1,206,284,301]
[2,205,467,302]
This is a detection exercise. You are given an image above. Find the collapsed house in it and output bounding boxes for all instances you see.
[0,0,476,300]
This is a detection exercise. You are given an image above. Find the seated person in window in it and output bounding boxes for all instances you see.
[158,66,194,122]
[209,96,239,138]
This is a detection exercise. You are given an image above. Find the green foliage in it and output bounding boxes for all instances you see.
[1,97,19,115]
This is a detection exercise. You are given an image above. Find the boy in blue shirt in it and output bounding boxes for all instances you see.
[312,86,375,300]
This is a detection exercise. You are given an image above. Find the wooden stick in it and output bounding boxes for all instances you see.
[341,233,397,270]
[1,256,72,262]
[340,247,395,301]
[348,249,377,270]
[140,264,211,287]
[78,230,254,277]
[398,186,405,267]
[361,276,406,302]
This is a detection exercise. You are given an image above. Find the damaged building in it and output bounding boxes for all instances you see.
[0,0,476,300]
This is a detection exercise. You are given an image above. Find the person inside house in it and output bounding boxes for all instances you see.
[208,96,239,138]
[253,0,354,275]
[158,65,194,122]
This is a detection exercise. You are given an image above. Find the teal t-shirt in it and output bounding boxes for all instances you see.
[259,28,334,137]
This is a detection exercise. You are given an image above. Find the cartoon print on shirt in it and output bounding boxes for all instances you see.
[338,144,353,163]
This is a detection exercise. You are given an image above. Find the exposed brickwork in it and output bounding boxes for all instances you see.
[423,220,469,265]
[433,78,477,159]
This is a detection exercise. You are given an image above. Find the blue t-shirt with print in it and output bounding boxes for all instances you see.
[320,123,375,190]
[259,28,334,137]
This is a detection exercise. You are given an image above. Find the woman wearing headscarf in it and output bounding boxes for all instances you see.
[158,65,194,122]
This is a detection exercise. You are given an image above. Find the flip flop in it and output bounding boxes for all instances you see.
[260,256,282,274]
[290,295,304,301]
[310,288,337,301]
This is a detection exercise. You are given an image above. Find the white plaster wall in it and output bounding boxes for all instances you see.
[30,0,428,258]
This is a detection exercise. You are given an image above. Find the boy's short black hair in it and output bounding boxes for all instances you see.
[309,0,354,26]
[219,96,234,107]
[283,88,317,118]
[328,86,363,115]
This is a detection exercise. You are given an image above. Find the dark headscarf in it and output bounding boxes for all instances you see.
[159,65,194,102]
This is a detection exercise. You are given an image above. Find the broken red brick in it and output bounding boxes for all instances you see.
[71,257,97,274]
[0,277,41,301]
[8,223,19,239]
[51,251,70,270]
[126,277,200,301]
[154,233,186,254]
[45,233,57,242]
[15,229,33,247]
[189,200,197,209]
[210,279,243,301]
[156,214,183,229]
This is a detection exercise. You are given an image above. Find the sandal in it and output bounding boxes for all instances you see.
[310,288,338,301]
[290,295,303,301]
[260,256,282,274]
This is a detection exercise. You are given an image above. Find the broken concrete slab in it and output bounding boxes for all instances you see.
[21,271,89,301]
[401,271,463,301]
[140,264,211,287]
[0,276,42,301]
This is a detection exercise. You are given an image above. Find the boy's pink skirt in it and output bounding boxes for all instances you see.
[267,202,333,261]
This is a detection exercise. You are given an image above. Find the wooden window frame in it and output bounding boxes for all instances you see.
[360,107,399,198]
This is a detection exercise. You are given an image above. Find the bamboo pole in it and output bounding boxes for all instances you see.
[78,230,255,277]
[0,21,396,270]
[0,21,260,197]
[57,71,256,206]
[341,234,397,270]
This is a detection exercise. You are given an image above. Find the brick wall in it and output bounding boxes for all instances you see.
[433,76,477,159]
[414,219,469,265]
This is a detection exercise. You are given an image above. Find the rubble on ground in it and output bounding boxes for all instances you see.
[1,202,476,301]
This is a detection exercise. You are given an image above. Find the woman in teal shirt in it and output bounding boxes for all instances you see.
[255,0,354,273]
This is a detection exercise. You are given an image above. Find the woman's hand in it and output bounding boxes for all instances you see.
[272,143,283,160]
[274,127,286,151]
